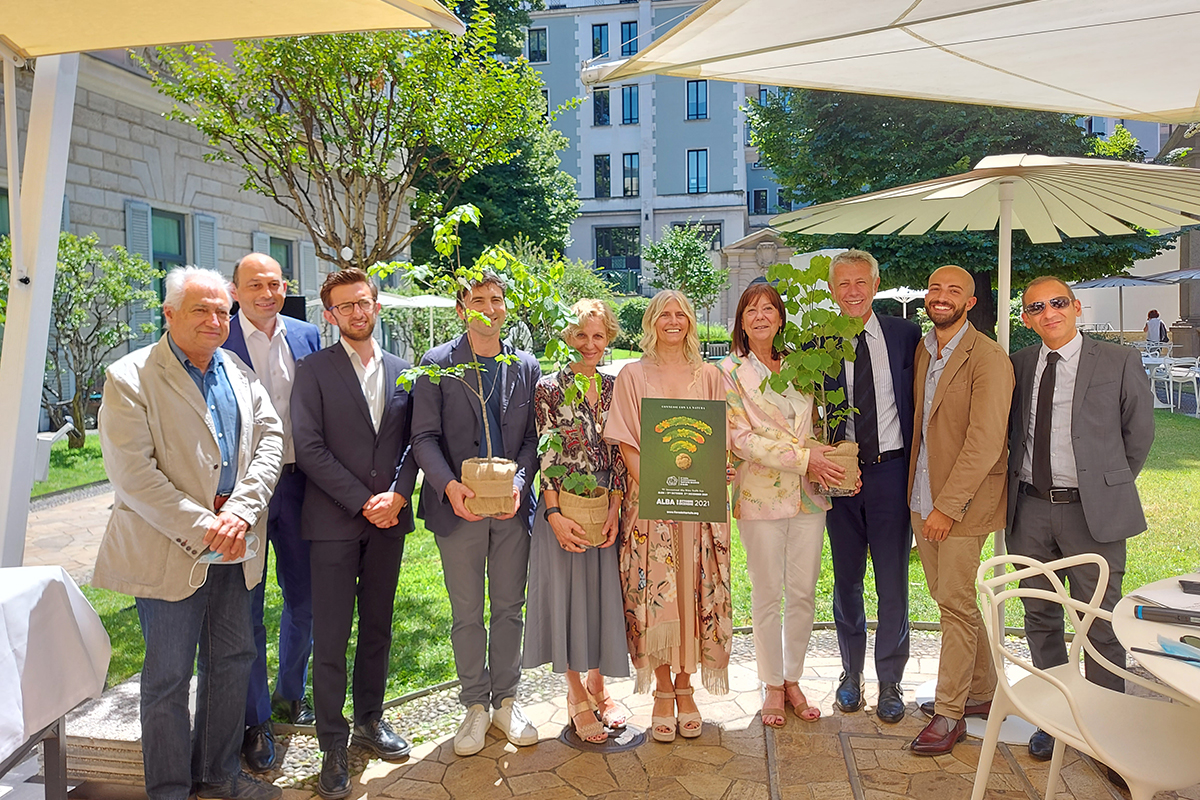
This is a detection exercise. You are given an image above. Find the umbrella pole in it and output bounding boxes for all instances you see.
[1118,287,1125,345]
[429,306,434,353]
[3,54,23,282]
[997,180,1015,354]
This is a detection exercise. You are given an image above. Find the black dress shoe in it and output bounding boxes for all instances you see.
[1028,728,1055,761]
[317,747,351,800]
[241,723,277,773]
[919,698,991,719]
[834,672,864,713]
[351,718,411,760]
[875,683,906,724]
[911,714,966,756]
[272,693,316,726]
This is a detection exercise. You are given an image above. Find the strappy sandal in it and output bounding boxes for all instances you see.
[762,684,787,728]
[674,685,703,738]
[784,680,821,722]
[589,687,630,730]
[567,698,607,744]
[651,690,677,743]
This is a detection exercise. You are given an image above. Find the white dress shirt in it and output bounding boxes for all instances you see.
[1020,331,1083,488]
[239,312,296,463]
[910,321,969,519]
[843,312,904,453]
[341,337,385,432]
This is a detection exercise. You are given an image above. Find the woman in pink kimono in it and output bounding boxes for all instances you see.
[719,282,847,727]
[604,290,733,743]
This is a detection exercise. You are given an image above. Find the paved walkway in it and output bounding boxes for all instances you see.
[18,492,1200,800]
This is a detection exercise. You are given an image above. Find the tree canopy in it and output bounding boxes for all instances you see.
[143,9,547,270]
[643,223,729,314]
[453,0,545,58]
[746,90,1182,331]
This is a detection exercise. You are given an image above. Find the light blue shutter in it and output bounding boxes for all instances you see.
[125,200,157,349]
[251,231,270,255]
[193,213,218,269]
[298,240,318,297]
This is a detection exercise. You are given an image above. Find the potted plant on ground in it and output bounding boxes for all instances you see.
[767,253,865,496]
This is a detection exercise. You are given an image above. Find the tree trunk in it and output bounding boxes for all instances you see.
[966,269,997,339]
[68,393,87,449]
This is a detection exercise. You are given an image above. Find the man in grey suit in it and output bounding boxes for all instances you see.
[94,266,283,800]
[411,271,541,756]
[1007,275,1154,766]
[292,268,418,799]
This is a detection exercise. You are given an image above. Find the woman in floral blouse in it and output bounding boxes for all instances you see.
[522,299,630,744]
[720,281,847,727]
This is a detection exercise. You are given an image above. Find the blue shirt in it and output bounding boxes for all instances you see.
[168,336,242,496]
[475,355,506,459]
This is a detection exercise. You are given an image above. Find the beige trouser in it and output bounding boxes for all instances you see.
[911,513,997,720]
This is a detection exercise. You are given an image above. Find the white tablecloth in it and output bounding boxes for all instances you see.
[0,566,111,763]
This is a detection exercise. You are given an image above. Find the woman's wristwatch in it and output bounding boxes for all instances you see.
[543,506,562,521]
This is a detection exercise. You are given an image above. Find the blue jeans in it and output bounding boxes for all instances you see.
[246,468,312,726]
[136,564,255,800]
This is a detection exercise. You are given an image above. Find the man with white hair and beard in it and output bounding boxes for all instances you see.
[93,266,284,800]
[907,265,1013,756]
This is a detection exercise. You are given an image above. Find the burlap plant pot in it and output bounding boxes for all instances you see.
[818,440,859,497]
[559,486,609,547]
[461,457,518,517]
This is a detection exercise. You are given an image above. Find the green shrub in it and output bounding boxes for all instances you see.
[615,296,650,349]
[696,323,731,342]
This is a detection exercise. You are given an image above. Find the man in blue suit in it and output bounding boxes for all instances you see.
[826,250,921,724]
[226,252,322,772]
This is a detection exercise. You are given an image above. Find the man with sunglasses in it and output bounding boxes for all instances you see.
[1006,276,1153,771]
[292,268,418,798]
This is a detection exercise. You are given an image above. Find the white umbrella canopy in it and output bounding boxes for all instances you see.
[1070,275,1169,343]
[772,153,1200,350]
[0,0,465,58]
[875,286,926,316]
[0,0,464,566]
[585,0,1200,123]
[1144,267,1200,283]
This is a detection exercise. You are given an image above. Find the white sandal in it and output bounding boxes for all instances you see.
[568,698,607,744]
[651,690,677,743]
[675,685,703,738]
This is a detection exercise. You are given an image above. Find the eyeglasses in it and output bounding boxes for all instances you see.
[1022,296,1072,316]
[329,298,375,316]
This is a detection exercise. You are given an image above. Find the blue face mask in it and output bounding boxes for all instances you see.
[189,534,259,589]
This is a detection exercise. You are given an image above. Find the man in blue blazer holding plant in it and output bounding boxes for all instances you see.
[226,252,321,772]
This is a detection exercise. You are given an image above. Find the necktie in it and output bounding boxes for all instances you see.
[1032,352,1061,494]
[854,333,879,463]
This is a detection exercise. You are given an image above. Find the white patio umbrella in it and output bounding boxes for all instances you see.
[0,1,464,566]
[1144,267,1200,283]
[583,0,1200,124]
[1069,275,1169,344]
[772,154,1200,351]
[874,286,926,316]
[378,293,456,352]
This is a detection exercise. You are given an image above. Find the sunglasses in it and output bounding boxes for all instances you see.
[1023,296,1073,316]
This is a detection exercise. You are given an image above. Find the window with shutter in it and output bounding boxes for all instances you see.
[194,214,218,270]
[298,241,318,297]
[125,200,156,349]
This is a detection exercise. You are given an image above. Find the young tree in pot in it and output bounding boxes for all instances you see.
[380,205,576,516]
[766,254,864,496]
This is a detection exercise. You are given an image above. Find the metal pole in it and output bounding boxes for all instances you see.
[2,48,24,280]
[997,180,1015,354]
[0,54,80,567]
[1118,287,1125,345]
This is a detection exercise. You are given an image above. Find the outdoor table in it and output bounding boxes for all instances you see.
[0,566,111,799]
[1113,574,1200,707]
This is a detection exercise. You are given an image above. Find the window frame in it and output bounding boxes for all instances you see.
[686,80,708,121]
[621,84,639,125]
[620,21,638,57]
[687,149,708,194]
[527,28,548,63]
[592,24,609,59]
[622,153,640,197]
[594,154,612,198]
[593,87,611,127]
[750,189,769,215]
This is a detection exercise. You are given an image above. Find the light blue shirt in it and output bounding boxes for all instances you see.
[168,336,241,496]
[910,321,969,519]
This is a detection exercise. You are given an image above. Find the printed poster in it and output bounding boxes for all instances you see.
[638,398,727,523]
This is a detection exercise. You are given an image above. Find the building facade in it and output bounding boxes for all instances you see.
[527,0,783,322]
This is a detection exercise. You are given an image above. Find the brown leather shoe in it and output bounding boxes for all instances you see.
[919,698,991,719]
[910,714,966,756]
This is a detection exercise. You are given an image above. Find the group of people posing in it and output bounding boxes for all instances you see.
[91,246,1153,800]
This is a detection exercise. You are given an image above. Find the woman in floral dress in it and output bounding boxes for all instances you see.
[522,299,630,743]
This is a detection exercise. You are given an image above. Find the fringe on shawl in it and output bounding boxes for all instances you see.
[632,664,729,695]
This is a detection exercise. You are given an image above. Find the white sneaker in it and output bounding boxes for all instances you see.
[454,704,491,756]
[491,698,538,746]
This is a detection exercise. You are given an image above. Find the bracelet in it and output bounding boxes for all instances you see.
[543,506,562,521]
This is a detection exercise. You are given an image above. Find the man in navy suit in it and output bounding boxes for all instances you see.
[292,268,418,798]
[226,253,322,771]
[410,271,541,757]
[826,250,921,724]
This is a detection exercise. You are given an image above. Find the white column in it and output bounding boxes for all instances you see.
[0,54,81,567]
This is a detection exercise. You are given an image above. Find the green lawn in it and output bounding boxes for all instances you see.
[80,409,1200,701]
[32,435,107,496]
[537,348,642,374]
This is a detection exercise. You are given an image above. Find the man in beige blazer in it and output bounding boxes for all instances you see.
[94,267,283,800]
[907,266,1014,756]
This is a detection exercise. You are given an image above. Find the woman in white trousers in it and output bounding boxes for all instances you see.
[719,281,849,726]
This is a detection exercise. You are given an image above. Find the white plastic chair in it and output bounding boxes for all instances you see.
[1167,357,1199,413]
[970,554,1200,800]
[1148,357,1176,407]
